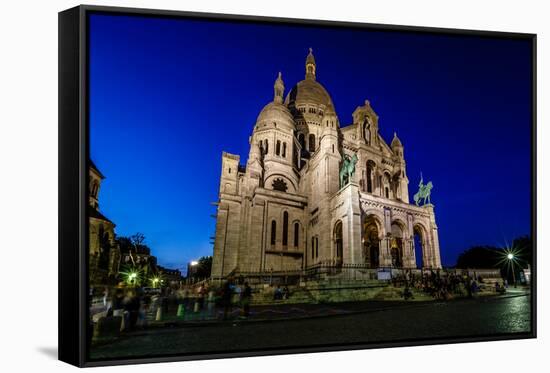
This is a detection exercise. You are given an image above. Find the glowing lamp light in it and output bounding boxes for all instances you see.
[190,261,199,266]
[129,272,137,279]
[507,253,514,260]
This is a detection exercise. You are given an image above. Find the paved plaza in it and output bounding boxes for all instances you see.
[90,291,531,360]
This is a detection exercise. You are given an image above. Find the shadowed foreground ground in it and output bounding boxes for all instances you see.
[90,292,531,360]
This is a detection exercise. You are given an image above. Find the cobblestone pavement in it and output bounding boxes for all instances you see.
[90,292,532,360]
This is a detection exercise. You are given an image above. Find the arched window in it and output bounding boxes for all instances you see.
[309,134,316,152]
[384,172,391,199]
[270,221,276,245]
[298,133,305,148]
[276,140,281,156]
[90,181,99,198]
[311,237,315,259]
[282,142,287,158]
[282,212,289,247]
[294,223,299,248]
[334,221,343,263]
[332,144,335,153]
[264,139,269,155]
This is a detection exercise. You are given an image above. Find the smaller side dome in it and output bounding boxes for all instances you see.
[255,72,294,131]
[255,102,294,129]
[391,132,403,148]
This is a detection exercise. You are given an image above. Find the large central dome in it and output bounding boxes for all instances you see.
[285,78,335,112]
[284,48,335,112]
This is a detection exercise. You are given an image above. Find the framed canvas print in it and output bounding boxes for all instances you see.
[58,5,536,367]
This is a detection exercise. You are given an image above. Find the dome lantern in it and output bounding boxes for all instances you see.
[305,48,316,80]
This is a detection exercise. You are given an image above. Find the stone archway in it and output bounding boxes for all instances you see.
[390,221,406,268]
[413,224,429,269]
[363,214,382,268]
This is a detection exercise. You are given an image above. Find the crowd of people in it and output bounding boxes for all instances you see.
[91,270,510,340]
[394,270,507,301]
[91,278,257,333]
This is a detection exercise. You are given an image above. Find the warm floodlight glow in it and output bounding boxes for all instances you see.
[190,261,199,266]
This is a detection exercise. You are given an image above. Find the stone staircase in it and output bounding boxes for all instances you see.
[372,285,405,300]
[251,285,317,305]
[250,278,392,305]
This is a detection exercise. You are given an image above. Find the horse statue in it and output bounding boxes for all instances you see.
[339,153,358,188]
[413,173,433,206]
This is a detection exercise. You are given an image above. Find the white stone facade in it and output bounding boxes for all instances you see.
[212,50,442,280]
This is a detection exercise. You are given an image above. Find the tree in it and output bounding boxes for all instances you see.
[455,235,533,285]
[117,233,151,255]
[194,256,213,279]
[455,245,501,269]
[511,235,532,269]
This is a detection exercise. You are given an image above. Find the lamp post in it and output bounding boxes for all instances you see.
[507,253,517,288]
[189,260,198,284]
[129,272,137,287]
[152,277,159,288]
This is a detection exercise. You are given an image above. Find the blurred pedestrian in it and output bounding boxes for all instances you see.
[221,279,233,320]
[241,282,252,318]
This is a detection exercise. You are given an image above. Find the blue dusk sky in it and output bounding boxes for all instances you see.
[89,13,532,271]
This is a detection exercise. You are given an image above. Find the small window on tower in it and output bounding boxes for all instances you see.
[309,134,316,152]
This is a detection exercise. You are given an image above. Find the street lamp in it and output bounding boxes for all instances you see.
[507,253,517,288]
[129,272,137,286]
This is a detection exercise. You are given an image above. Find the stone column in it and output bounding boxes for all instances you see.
[402,238,416,268]
[379,237,392,268]
[342,182,362,264]
[423,204,442,269]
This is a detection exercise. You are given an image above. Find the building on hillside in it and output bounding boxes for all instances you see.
[89,161,121,286]
[157,265,183,286]
[212,49,442,281]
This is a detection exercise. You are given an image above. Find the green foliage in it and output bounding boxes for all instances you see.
[117,233,151,255]
[455,246,501,269]
[194,256,213,279]
[119,264,144,286]
[511,235,533,269]
[455,235,532,269]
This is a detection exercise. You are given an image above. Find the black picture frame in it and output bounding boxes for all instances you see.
[59,4,537,367]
